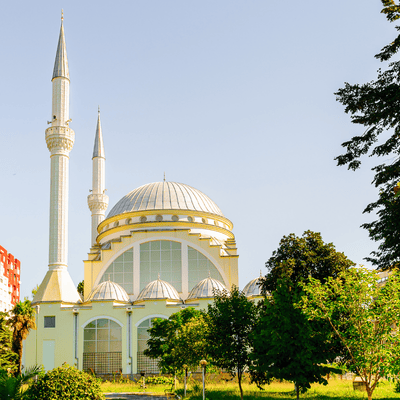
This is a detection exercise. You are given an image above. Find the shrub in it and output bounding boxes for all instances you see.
[145,375,174,385]
[27,364,104,400]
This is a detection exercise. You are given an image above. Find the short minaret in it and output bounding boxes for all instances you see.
[33,13,80,304]
[87,109,109,246]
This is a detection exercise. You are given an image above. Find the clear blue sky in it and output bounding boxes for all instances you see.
[0,1,394,299]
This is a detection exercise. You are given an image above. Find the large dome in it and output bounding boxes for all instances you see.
[107,181,223,218]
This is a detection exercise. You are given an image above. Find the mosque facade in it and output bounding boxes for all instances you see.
[25,18,261,375]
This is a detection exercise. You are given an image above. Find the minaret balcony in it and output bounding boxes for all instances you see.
[88,193,109,213]
[45,126,75,155]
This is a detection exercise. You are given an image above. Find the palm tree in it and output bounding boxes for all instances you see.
[0,364,42,400]
[7,300,36,375]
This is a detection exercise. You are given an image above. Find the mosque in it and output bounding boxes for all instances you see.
[25,17,261,376]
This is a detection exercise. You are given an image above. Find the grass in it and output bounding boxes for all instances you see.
[101,377,400,399]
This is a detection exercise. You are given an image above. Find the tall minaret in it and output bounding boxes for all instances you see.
[87,108,109,246]
[33,12,80,304]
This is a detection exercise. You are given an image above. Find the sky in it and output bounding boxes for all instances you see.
[0,1,396,300]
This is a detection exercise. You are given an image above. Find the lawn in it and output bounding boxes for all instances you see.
[101,376,400,399]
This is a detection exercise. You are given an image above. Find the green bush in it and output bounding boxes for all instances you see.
[145,375,174,385]
[27,364,104,400]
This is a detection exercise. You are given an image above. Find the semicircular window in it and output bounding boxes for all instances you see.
[188,247,224,291]
[99,248,133,294]
[83,318,122,375]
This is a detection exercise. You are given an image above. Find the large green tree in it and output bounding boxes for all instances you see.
[8,300,36,375]
[206,286,257,400]
[254,230,354,390]
[300,268,400,400]
[335,0,400,270]
[144,307,209,374]
[250,279,338,400]
[261,230,355,293]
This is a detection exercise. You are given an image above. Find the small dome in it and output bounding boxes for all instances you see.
[187,276,227,300]
[107,181,224,218]
[243,274,263,297]
[136,277,181,302]
[87,280,130,302]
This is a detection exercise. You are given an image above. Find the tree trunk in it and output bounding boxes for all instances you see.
[366,386,373,400]
[184,368,187,398]
[238,368,243,400]
[296,383,299,400]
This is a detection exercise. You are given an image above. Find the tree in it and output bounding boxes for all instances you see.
[335,1,400,270]
[262,230,355,293]
[0,364,42,400]
[254,230,354,390]
[7,300,36,375]
[250,279,338,400]
[0,313,17,372]
[144,307,209,374]
[77,280,84,297]
[300,268,400,400]
[206,286,257,400]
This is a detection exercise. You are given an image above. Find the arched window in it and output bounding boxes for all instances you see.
[137,317,165,373]
[188,247,224,291]
[140,241,182,291]
[100,248,134,293]
[83,318,122,375]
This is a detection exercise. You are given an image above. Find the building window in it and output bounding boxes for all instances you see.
[100,248,133,294]
[188,247,224,291]
[44,316,56,328]
[83,318,122,374]
[137,317,165,373]
[140,241,182,291]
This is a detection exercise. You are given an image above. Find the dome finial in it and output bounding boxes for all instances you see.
[259,270,263,278]
[163,172,166,182]
[61,9,64,22]
[208,270,211,278]
[98,105,100,115]
[158,272,161,280]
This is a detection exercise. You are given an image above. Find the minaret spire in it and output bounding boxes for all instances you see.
[52,11,69,81]
[33,14,80,304]
[88,108,109,247]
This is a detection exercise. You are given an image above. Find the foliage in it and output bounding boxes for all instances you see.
[31,285,39,300]
[27,364,104,400]
[334,1,400,270]
[7,300,36,375]
[262,230,355,294]
[250,279,339,399]
[77,280,84,297]
[145,376,174,385]
[0,312,17,372]
[0,364,42,400]
[300,268,400,400]
[207,286,257,400]
[144,307,209,373]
